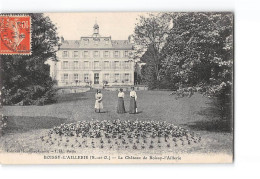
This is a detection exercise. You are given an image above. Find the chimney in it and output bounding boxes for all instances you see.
[128,35,134,44]
[61,36,64,43]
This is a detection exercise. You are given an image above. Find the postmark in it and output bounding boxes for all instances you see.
[0,15,31,55]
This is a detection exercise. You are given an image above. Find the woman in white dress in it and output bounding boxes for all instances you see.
[129,87,137,114]
[117,88,126,114]
[95,89,103,113]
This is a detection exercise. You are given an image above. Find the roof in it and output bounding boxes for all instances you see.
[59,37,133,50]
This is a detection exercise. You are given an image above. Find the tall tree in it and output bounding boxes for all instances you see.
[162,12,233,96]
[1,13,59,105]
[162,12,233,119]
[133,13,170,88]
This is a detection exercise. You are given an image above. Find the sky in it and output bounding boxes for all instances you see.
[45,12,148,40]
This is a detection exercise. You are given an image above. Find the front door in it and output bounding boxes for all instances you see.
[94,73,99,84]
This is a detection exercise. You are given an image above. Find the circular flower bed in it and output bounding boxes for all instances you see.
[42,119,201,150]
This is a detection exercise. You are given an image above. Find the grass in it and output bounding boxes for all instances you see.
[0,90,233,156]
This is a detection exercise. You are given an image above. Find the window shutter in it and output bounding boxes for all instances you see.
[89,73,92,83]
[119,73,122,83]
[113,61,115,69]
[69,74,73,83]
[61,74,64,81]
[71,61,74,69]
[129,61,132,70]
[80,61,84,69]
[129,73,132,83]
[102,73,105,82]
[122,61,125,69]
[80,73,84,83]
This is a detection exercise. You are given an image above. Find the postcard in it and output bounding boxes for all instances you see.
[0,12,234,164]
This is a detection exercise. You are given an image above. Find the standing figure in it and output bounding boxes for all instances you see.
[117,88,126,114]
[129,87,137,114]
[95,89,103,113]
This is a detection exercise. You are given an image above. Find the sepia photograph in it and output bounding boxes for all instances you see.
[0,12,234,164]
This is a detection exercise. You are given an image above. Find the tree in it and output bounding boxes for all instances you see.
[162,12,233,93]
[161,12,233,119]
[133,13,171,89]
[1,13,59,105]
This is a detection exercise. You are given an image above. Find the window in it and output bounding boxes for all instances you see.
[84,61,89,69]
[105,40,109,45]
[115,73,119,82]
[104,51,109,58]
[74,74,79,81]
[114,51,119,58]
[94,38,99,45]
[115,61,120,69]
[74,51,79,58]
[84,74,89,82]
[63,61,68,69]
[84,39,89,45]
[83,51,89,58]
[124,61,130,69]
[94,51,99,58]
[104,61,110,69]
[62,51,68,57]
[64,74,68,81]
[104,73,109,81]
[94,61,100,69]
[74,61,79,69]
[125,73,130,82]
[124,51,128,57]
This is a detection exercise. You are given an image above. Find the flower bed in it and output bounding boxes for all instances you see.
[42,119,201,150]
[0,116,8,136]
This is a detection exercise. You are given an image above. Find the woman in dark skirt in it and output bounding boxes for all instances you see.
[117,88,126,114]
[129,87,137,114]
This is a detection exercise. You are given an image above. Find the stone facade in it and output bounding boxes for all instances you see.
[48,23,134,88]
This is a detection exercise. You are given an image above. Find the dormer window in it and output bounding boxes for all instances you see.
[84,39,89,45]
[94,38,100,45]
[105,38,109,45]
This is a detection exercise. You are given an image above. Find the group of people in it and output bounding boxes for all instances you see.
[94,87,138,114]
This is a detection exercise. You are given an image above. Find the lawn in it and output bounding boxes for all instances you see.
[0,90,233,157]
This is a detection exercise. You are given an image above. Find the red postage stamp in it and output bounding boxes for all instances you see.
[0,15,31,55]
